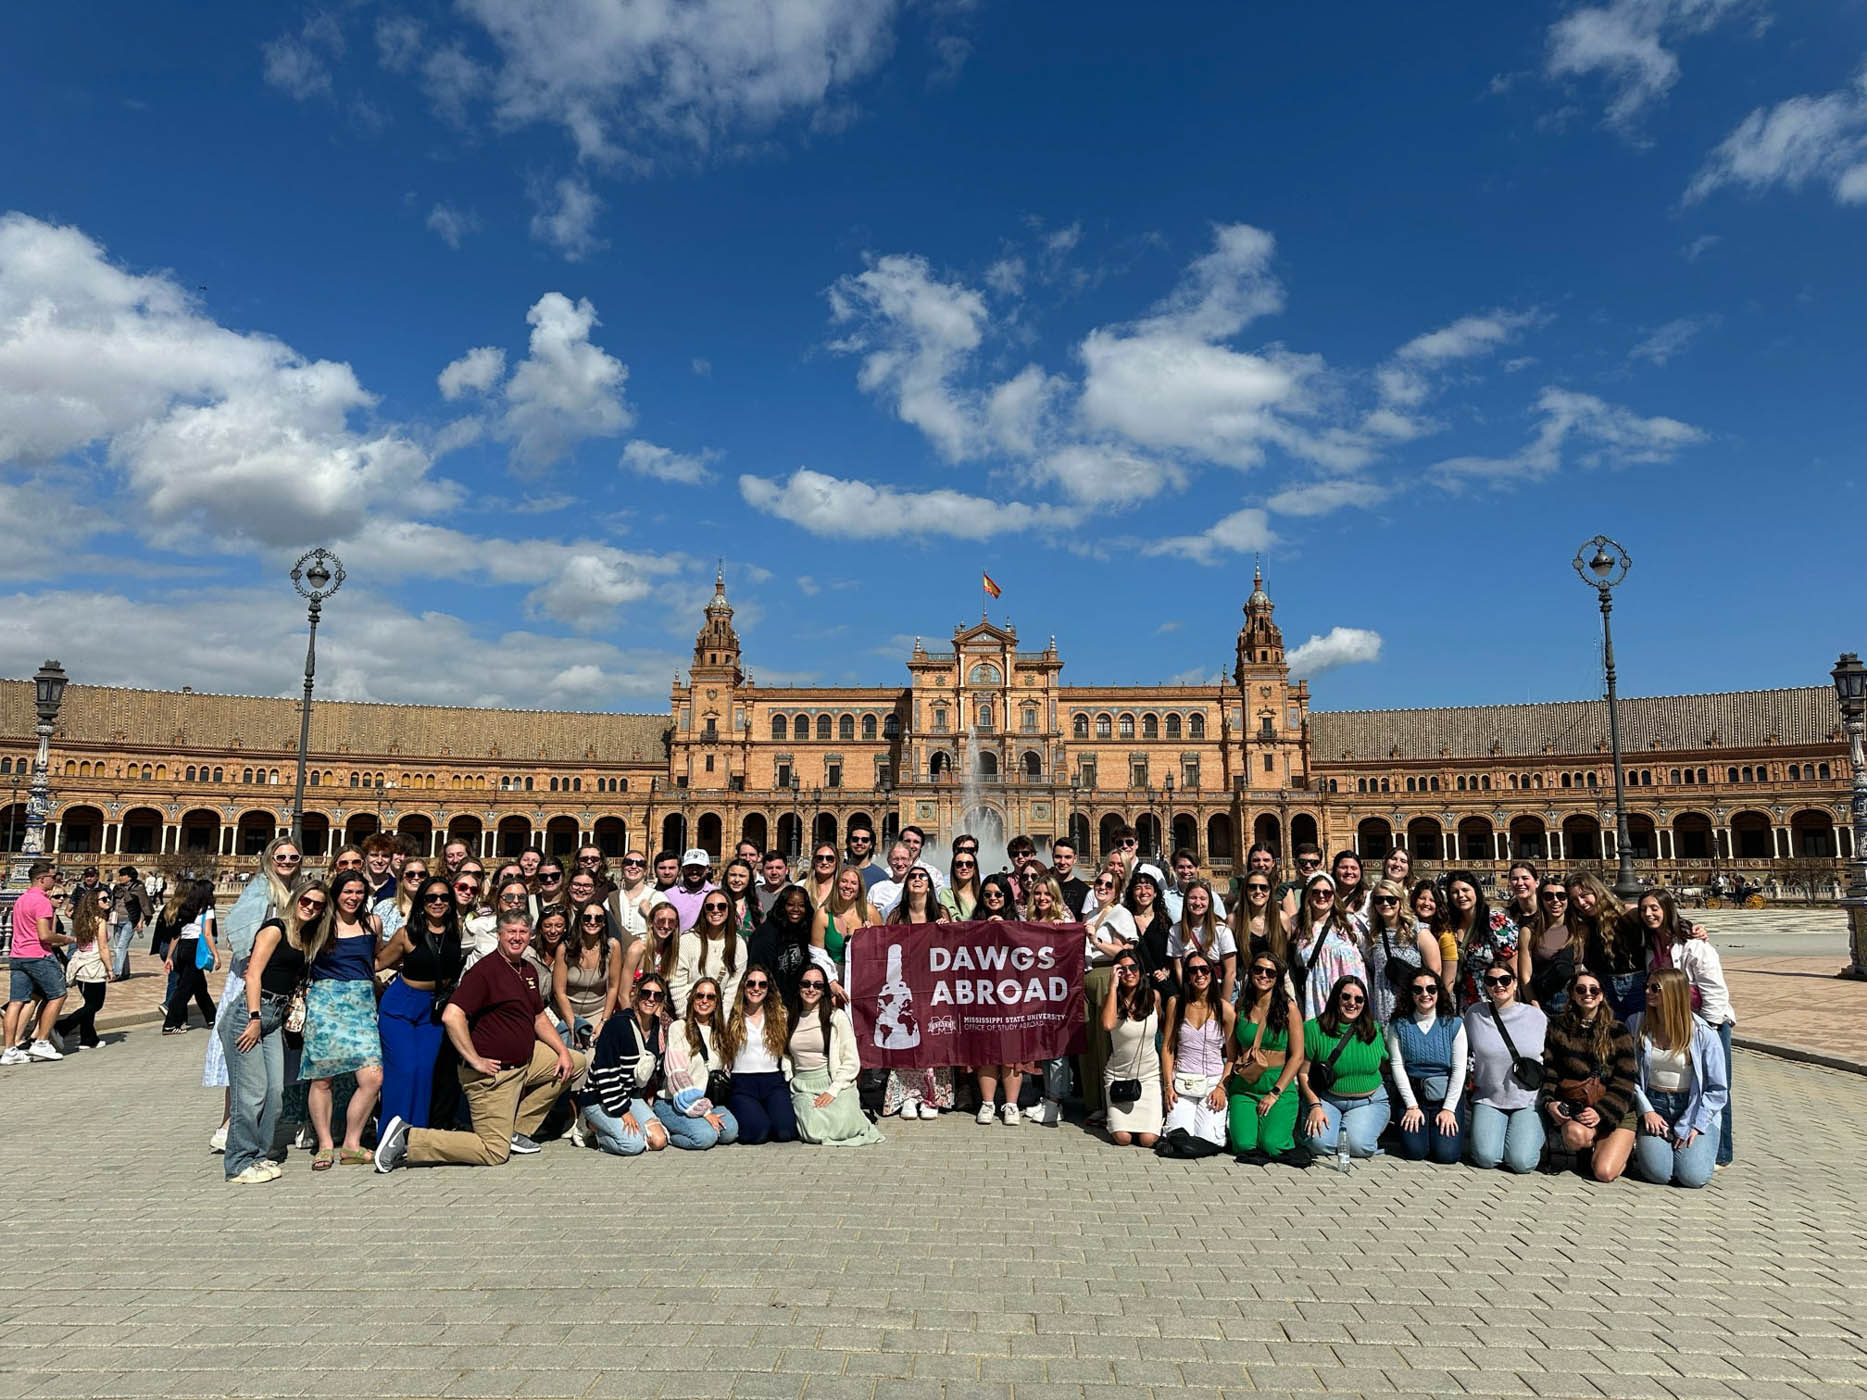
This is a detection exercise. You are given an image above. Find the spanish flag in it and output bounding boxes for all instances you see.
[982,572,1002,599]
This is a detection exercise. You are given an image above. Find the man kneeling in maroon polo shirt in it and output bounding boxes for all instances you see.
[375,910,585,1171]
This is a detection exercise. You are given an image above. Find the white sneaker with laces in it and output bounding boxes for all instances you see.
[27,1039,62,1062]
[0,1047,27,1066]
[917,1101,939,1120]
[976,1104,996,1125]
[1000,1103,1021,1125]
[1032,1099,1062,1126]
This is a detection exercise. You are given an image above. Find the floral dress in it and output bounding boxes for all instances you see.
[1455,912,1520,1013]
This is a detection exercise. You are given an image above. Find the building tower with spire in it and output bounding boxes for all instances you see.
[1232,562,1310,792]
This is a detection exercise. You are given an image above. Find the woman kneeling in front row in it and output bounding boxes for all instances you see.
[1299,975,1390,1158]
[724,967,798,1144]
[1628,968,1727,1188]
[658,977,739,1150]
[788,968,884,1146]
[577,975,671,1156]
[1387,969,1465,1164]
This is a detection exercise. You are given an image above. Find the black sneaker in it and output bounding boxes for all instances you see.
[508,1132,542,1155]
[1232,1148,1272,1167]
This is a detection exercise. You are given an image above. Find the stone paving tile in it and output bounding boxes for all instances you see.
[4,1036,1867,1400]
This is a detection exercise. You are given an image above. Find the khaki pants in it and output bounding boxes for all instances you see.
[406,1042,588,1167]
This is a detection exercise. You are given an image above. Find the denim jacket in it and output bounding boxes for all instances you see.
[1627,1013,1729,1138]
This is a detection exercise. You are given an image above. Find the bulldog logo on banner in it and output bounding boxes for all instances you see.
[848,921,1085,1068]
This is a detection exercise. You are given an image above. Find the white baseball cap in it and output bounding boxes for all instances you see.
[681,848,710,869]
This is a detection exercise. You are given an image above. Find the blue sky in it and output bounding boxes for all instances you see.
[2,2,1864,715]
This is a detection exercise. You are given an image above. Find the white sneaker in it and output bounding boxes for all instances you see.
[1000,1103,1021,1125]
[27,1039,62,1062]
[0,1047,26,1066]
[1032,1099,1062,1126]
[895,1100,918,1120]
[228,1164,275,1185]
[917,1102,939,1120]
[209,1125,228,1154]
[258,1161,283,1182]
[976,1104,996,1125]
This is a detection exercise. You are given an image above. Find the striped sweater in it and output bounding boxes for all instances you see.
[1540,1015,1637,1127]
[577,1012,663,1116]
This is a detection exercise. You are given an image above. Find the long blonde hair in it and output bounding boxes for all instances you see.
[721,971,790,1063]
[258,835,300,918]
[1641,967,1694,1052]
[830,869,876,928]
[1175,878,1225,960]
[283,877,334,966]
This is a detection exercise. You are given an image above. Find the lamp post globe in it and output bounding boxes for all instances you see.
[289,548,345,850]
[1572,535,1640,902]
[1831,652,1867,979]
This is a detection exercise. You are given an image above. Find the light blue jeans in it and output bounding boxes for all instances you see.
[1467,1102,1545,1173]
[651,1099,740,1149]
[1302,1086,1390,1158]
[1633,1089,1718,1188]
[585,1098,656,1156]
[110,921,141,979]
[219,997,286,1178]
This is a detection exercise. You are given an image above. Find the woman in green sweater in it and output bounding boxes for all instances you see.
[1299,975,1391,1159]
[1226,952,1305,1164]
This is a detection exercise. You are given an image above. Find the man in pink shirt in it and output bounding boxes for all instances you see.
[5,861,70,1064]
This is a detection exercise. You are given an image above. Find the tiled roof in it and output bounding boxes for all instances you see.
[1311,687,1842,762]
[0,681,671,765]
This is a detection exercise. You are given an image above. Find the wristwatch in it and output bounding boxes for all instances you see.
[248,1011,261,1020]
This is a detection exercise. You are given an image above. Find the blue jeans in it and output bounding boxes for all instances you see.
[1716,1019,1734,1165]
[585,1097,656,1156]
[1467,1102,1545,1173]
[1396,1088,1465,1165]
[1302,1086,1390,1158]
[110,922,140,979]
[652,1099,739,1149]
[219,997,286,1178]
[1634,1089,1718,1188]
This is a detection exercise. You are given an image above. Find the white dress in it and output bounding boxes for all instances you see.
[1104,1008,1163,1134]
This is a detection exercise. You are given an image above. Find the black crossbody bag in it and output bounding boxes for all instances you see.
[1489,1004,1546,1091]
[1306,1026,1357,1094]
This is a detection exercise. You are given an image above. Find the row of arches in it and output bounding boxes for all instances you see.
[1070,712,1208,741]
[926,750,1044,779]
[768,713,901,742]
[1346,808,1849,864]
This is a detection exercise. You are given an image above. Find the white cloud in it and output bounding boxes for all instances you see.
[621,439,716,485]
[738,467,1076,539]
[375,15,424,72]
[984,364,1064,457]
[529,176,606,261]
[1367,308,1542,442]
[1147,507,1274,565]
[1629,315,1717,365]
[437,345,506,400]
[1137,222,1283,341]
[446,0,900,164]
[1544,0,1755,133]
[828,253,989,460]
[690,357,712,377]
[1431,386,1705,482]
[425,202,481,249]
[497,293,633,469]
[1686,65,1867,206]
[1288,626,1383,678]
[796,575,822,596]
[1395,310,1538,365]
[1033,443,1181,506]
[0,212,454,549]
[262,14,345,102]
[984,256,1025,297]
[0,584,685,708]
[1264,479,1391,516]
[1682,233,1722,261]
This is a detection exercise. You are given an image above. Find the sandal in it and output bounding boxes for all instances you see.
[311,1149,335,1172]
[337,1149,371,1166]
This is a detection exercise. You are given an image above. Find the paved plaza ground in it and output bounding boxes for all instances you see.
[4,1014,1867,1400]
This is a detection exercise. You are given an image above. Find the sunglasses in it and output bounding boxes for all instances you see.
[1412,984,1440,995]
[1186,966,1212,978]
[814,855,836,864]
[274,853,302,864]
[954,859,976,868]
[692,990,718,1001]
[298,897,328,912]
[1541,891,1568,902]
[1115,964,1140,976]
[403,870,427,882]
[1372,895,1399,906]
[621,858,645,868]
[1250,965,1279,978]
[580,914,606,925]
[1573,985,1604,998]
[636,990,666,1005]
[578,855,601,864]
[1311,889,1334,899]
[422,893,451,905]
[703,902,729,913]
[1337,993,1366,1006]
[1296,858,1320,868]
[1245,882,1271,893]
[539,871,564,882]
[1483,974,1515,987]
[1119,839,1138,850]
[800,980,827,991]
[454,880,478,891]
[744,978,770,990]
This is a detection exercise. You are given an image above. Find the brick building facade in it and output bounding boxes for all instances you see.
[2,569,1853,887]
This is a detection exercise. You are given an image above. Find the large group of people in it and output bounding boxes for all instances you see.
[9,821,1736,1191]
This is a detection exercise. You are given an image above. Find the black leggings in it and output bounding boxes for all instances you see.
[55,983,107,1047]
[164,940,216,1029]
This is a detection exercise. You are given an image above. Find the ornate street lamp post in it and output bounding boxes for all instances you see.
[1830,652,1867,979]
[9,660,68,888]
[1573,536,1641,901]
[289,548,345,849]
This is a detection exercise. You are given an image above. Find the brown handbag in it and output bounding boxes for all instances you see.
[1556,1072,1605,1107]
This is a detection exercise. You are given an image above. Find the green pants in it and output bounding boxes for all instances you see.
[1227,1073,1297,1155]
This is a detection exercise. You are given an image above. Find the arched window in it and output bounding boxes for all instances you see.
[1457,776,1466,792]
[185,766,196,782]
[977,703,993,731]
[1119,714,1135,739]
[1560,773,1571,788]
[1096,714,1112,739]
[1480,776,1490,791]
[771,715,787,741]
[1142,714,1159,739]
[1165,714,1182,739]
[155,765,166,780]
[1189,714,1206,739]
[1819,763,1831,779]
[793,715,809,741]
[1357,778,1367,793]
[549,777,558,792]
[929,751,951,778]
[1073,714,1089,738]
[243,767,253,784]
[861,715,877,740]
[883,715,901,740]
[1021,706,1038,733]
[839,714,855,740]
[572,777,582,792]
[1430,777,1439,791]
[1406,777,1416,792]
[1022,751,1041,777]
[816,714,832,741]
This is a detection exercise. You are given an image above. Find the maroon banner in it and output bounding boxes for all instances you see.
[848,920,1085,1069]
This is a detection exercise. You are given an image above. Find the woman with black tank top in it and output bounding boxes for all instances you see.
[221,880,328,1184]
[376,875,466,1134]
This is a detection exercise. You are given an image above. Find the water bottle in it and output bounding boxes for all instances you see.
[1335,1129,1352,1175]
